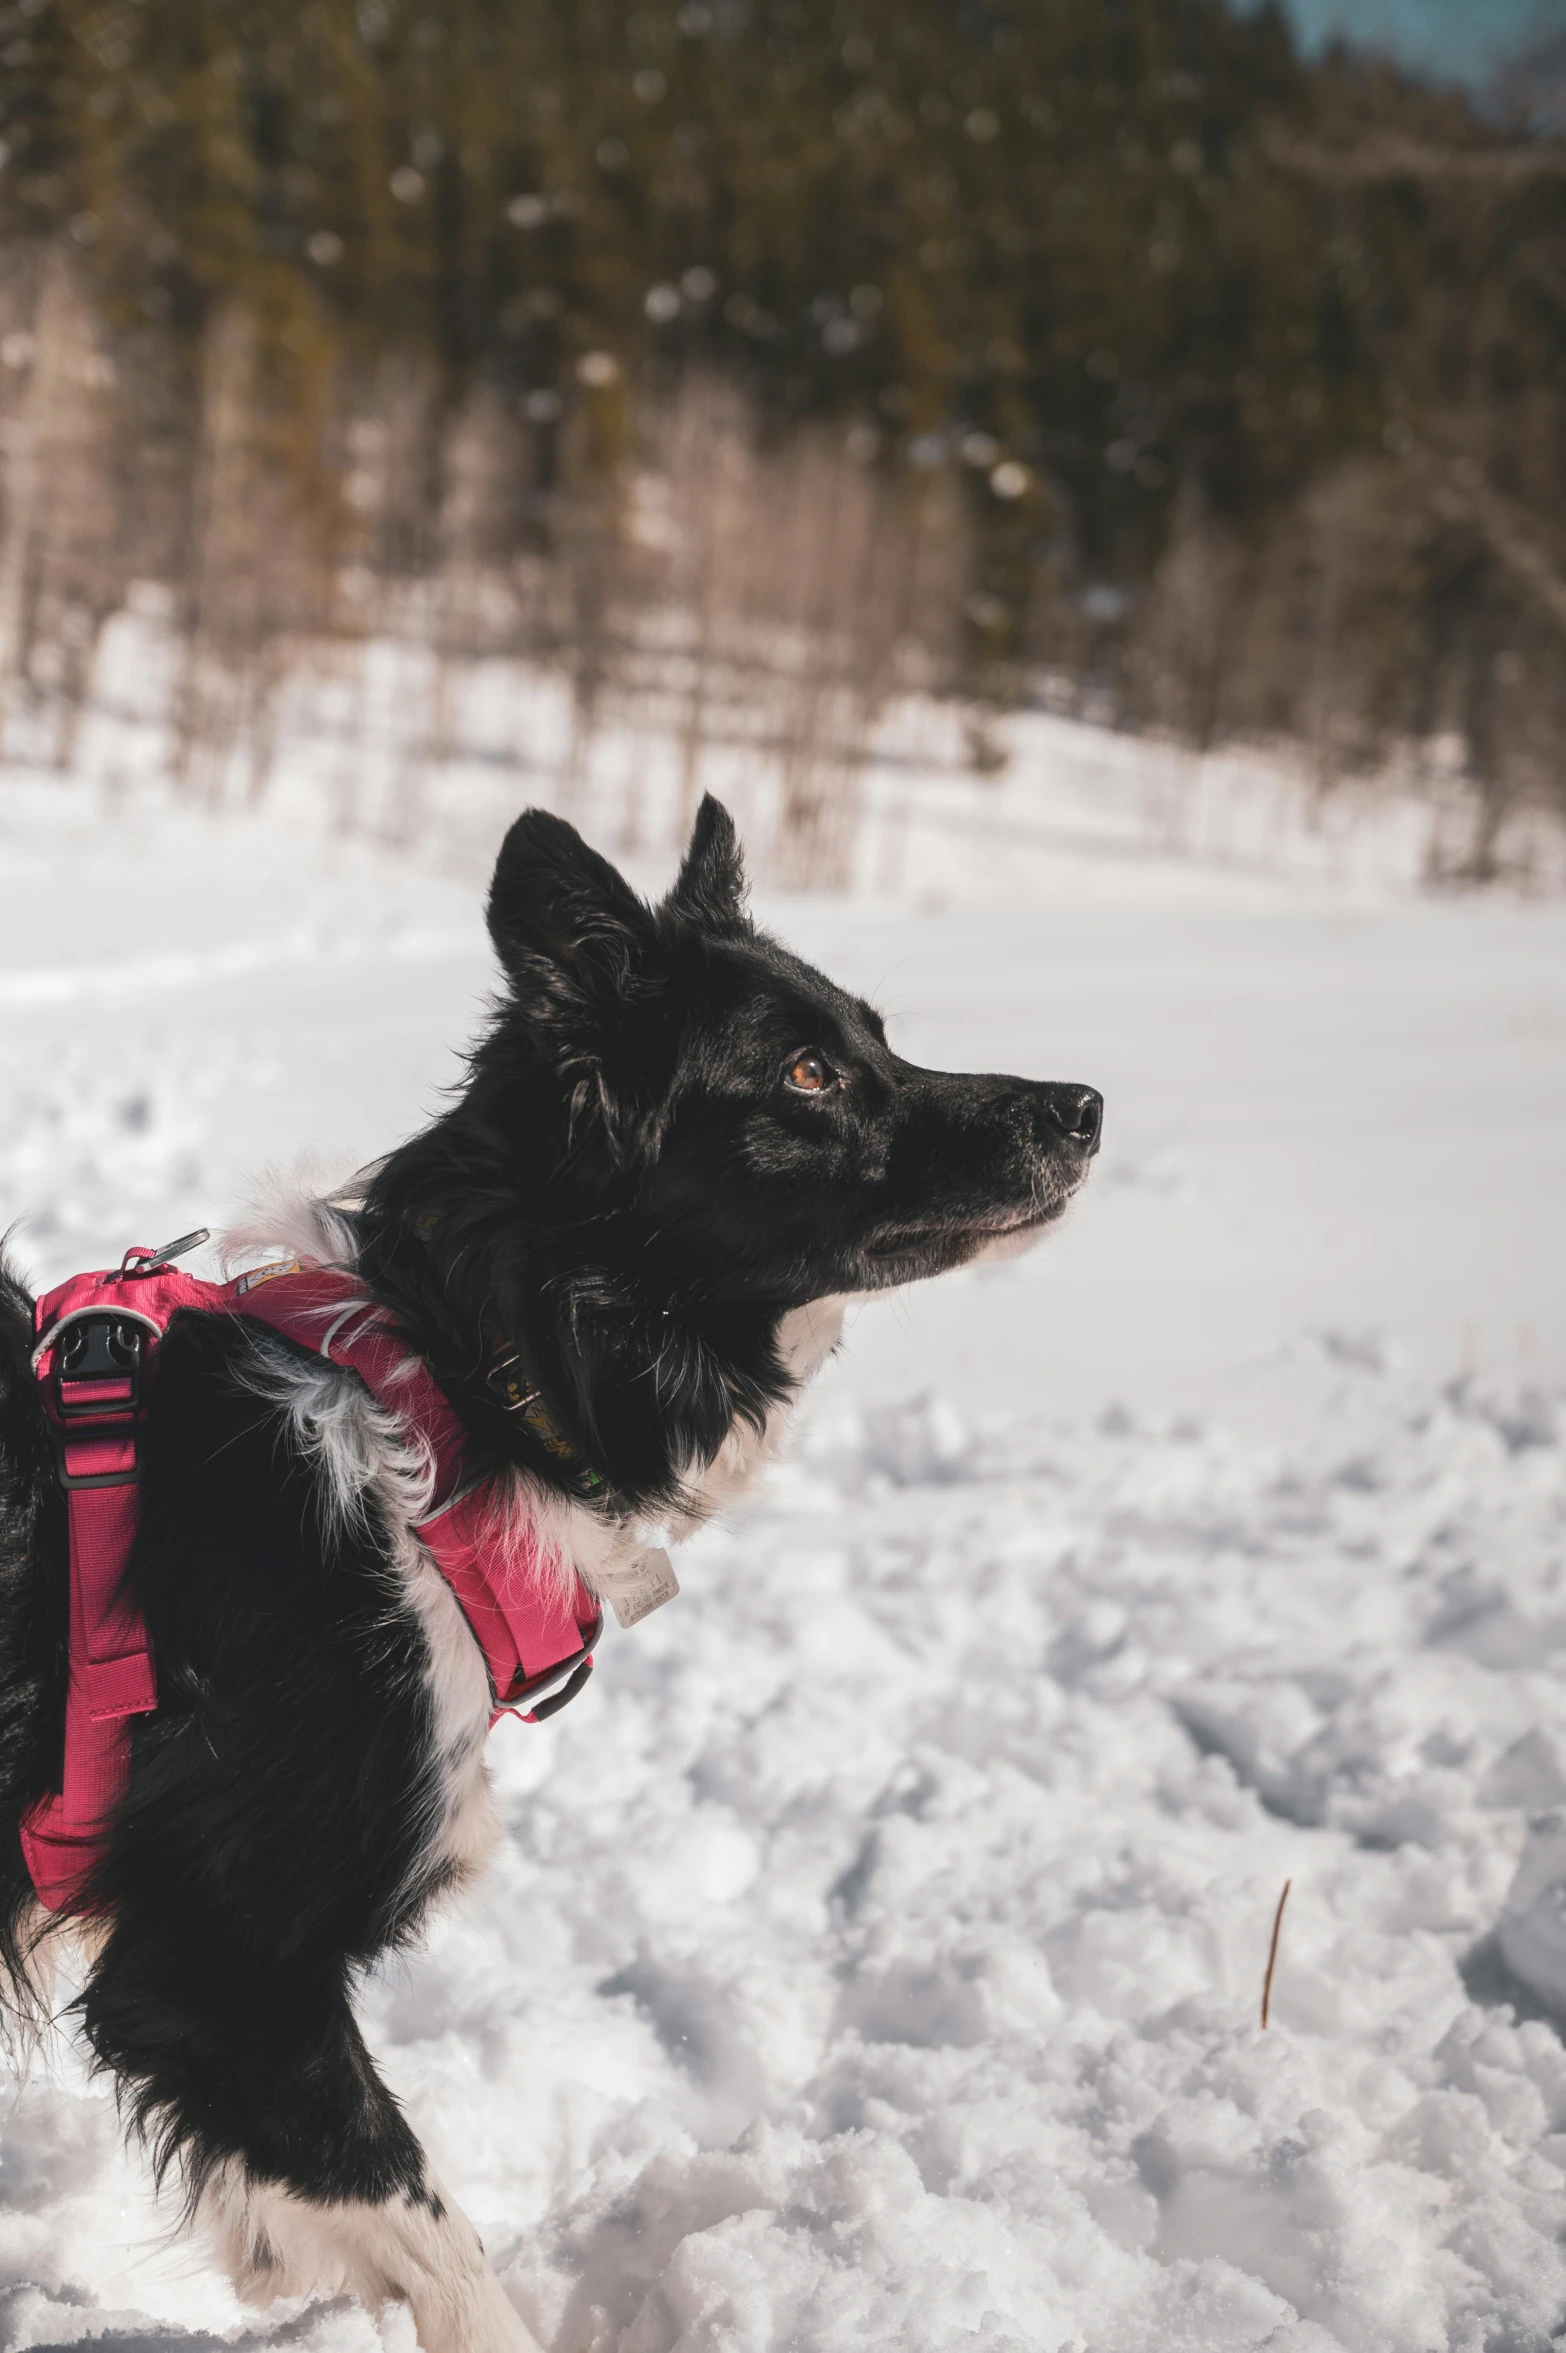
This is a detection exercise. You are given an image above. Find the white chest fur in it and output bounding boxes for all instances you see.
[224,1187,848,1898]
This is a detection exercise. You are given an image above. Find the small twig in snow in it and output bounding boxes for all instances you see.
[1261,1877,1292,2030]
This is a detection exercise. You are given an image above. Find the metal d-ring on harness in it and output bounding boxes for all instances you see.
[20,1231,603,1918]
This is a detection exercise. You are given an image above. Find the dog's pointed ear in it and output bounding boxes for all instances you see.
[487,809,654,998]
[665,795,749,934]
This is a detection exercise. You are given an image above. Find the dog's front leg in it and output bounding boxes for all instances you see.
[207,2166,542,2353]
[80,1913,540,2353]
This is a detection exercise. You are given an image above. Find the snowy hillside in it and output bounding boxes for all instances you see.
[1,778,1564,2352]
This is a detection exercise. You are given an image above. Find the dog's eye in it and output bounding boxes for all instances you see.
[784,1051,835,1094]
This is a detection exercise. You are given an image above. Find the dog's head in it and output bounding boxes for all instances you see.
[367,797,1099,1503]
[481,796,1100,1307]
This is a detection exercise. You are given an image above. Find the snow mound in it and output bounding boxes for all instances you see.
[1499,1817,1566,2015]
[3,770,1565,2348]
[5,1361,1566,2352]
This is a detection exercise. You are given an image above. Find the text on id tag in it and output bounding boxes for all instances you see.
[609,1547,680,1630]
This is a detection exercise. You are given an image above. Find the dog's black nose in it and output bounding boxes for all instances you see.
[1043,1085,1103,1153]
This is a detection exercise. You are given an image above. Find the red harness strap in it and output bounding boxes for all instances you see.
[231,1263,602,1718]
[20,1246,601,1916]
[21,1250,211,1913]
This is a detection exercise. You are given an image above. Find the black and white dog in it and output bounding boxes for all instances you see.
[0,798,1100,2349]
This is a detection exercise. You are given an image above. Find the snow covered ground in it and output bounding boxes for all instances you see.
[1,774,1564,2351]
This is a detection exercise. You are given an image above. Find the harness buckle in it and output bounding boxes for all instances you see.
[56,1316,144,1412]
[50,1314,145,1489]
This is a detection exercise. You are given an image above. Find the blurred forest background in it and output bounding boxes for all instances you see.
[1,0,1565,886]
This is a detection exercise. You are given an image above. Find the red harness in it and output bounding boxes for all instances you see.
[20,1239,602,1915]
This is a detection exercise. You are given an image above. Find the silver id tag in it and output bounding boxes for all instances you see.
[609,1547,680,1630]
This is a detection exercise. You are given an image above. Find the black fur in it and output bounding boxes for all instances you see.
[1,1307,446,2213]
[0,800,1100,2309]
[360,795,1101,1513]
